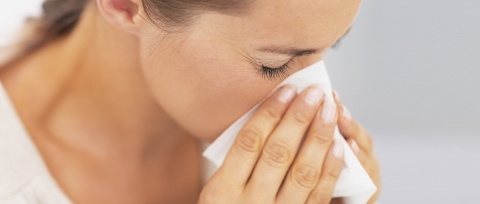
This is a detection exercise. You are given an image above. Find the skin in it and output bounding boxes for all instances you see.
[0,0,380,203]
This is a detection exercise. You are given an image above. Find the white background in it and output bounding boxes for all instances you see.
[1,0,479,203]
[0,0,43,47]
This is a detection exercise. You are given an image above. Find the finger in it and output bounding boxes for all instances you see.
[332,90,374,154]
[276,101,338,204]
[368,159,382,204]
[346,138,367,166]
[306,140,344,204]
[337,105,374,155]
[215,85,297,187]
[346,138,382,204]
[346,138,360,156]
[245,86,325,201]
[334,91,380,204]
[346,140,381,204]
[333,90,341,102]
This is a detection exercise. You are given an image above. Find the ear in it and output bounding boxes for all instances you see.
[96,0,141,35]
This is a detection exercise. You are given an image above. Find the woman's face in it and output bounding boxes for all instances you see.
[136,0,361,141]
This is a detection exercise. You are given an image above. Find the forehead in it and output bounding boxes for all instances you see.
[234,0,362,50]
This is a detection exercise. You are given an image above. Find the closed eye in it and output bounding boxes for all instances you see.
[260,59,293,80]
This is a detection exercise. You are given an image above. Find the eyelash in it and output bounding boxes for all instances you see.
[260,59,293,80]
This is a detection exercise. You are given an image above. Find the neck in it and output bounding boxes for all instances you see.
[2,3,192,162]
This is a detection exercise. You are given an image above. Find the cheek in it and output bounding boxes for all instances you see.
[139,37,278,141]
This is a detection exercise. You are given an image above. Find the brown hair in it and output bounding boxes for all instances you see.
[26,0,90,52]
[15,0,249,60]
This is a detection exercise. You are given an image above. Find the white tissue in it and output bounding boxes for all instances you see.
[202,60,377,204]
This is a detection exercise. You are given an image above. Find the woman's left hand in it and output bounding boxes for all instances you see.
[333,91,381,204]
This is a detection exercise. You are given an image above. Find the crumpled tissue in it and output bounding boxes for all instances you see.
[203,60,377,204]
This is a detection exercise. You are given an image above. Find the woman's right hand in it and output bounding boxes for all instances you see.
[199,85,345,204]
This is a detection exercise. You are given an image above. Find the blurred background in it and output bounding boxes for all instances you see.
[1,0,479,203]
[325,0,480,203]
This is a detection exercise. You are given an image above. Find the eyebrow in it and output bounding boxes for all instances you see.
[258,26,352,57]
[258,47,320,57]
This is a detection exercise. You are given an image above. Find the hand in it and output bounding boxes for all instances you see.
[333,91,382,204]
[200,85,344,204]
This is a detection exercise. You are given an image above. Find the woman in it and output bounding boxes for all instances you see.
[0,0,380,203]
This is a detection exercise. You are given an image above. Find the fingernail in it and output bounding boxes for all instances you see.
[277,85,296,103]
[321,102,337,123]
[333,141,344,158]
[351,140,360,154]
[342,105,352,121]
[333,90,340,100]
[304,86,324,106]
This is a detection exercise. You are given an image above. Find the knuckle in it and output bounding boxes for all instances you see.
[262,141,291,167]
[292,164,320,189]
[235,128,262,156]
[324,168,341,181]
[291,108,311,125]
[312,188,333,204]
[258,105,283,120]
[310,131,333,146]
